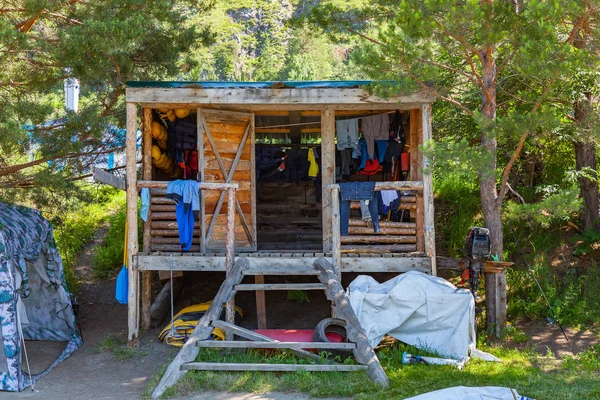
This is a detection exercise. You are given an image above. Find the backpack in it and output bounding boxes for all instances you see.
[176,150,199,180]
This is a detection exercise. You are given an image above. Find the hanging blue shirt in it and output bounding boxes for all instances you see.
[166,180,200,251]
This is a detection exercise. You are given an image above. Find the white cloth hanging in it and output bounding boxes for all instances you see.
[380,190,398,206]
[336,119,359,150]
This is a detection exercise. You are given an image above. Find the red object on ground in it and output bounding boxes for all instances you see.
[400,152,410,172]
[253,329,343,343]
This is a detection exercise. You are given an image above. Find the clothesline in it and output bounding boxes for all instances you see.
[256,110,397,130]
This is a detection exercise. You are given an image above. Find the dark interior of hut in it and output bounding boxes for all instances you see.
[253,110,414,252]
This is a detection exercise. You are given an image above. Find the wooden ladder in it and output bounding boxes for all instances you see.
[151,257,388,399]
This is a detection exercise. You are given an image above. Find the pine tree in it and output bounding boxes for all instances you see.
[0,0,210,192]
[311,0,599,255]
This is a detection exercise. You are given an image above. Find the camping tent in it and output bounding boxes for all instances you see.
[0,202,82,391]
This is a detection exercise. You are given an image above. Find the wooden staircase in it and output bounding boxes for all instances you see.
[151,257,389,398]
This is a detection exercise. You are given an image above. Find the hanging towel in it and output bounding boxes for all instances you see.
[380,190,398,207]
[308,148,319,178]
[362,114,390,159]
[336,119,359,150]
[166,180,200,251]
[140,188,150,222]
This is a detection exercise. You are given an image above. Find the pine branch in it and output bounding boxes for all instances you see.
[400,56,475,116]
[343,27,475,116]
[415,57,479,85]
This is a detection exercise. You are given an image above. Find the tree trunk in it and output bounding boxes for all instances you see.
[574,139,600,231]
[572,19,600,231]
[479,45,503,258]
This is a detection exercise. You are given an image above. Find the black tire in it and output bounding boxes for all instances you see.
[313,318,348,343]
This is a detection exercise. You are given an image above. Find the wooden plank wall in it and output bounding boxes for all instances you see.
[202,110,253,250]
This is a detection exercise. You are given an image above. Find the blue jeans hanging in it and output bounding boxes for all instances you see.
[338,182,380,236]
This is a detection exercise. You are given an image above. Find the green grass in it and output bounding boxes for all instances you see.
[92,202,127,279]
[92,199,143,278]
[96,333,148,361]
[287,289,311,303]
[148,341,600,399]
[507,263,600,328]
[433,173,482,257]
[563,344,600,373]
[53,188,125,293]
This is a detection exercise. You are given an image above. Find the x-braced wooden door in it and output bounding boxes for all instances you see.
[197,109,256,252]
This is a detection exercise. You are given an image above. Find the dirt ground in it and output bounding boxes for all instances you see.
[2,230,598,400]
[512,320,599,358]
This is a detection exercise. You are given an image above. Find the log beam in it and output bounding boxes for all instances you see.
[422,104,437,276]
[136,254,432,273]
[321,109,335,252]
[126,87,435,107]
[141,107,153,331]
[126,103,139,347]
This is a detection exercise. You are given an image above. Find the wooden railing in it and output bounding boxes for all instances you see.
[327,181,424,278]
[136,180,239,334]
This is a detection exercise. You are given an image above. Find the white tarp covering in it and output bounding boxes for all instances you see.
[348,271,486,360]
[405,386,533,400]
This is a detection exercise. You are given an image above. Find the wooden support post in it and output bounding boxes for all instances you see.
[151,258,249,399]
[141,108,153,331]
[225,188,236,340]
[197,108,206,253]
[421,104,437,276]
[249,114,257,250]
[408,109,420,181]
[126,103,139,347]
[410,108,425,253]
[255,275,267,329]
[485,261,510,338]
[330,186,341,279]
[313,258,389,387]
[321,109,335,252]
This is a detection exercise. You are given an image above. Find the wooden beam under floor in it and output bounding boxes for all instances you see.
[136,255,432,274]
